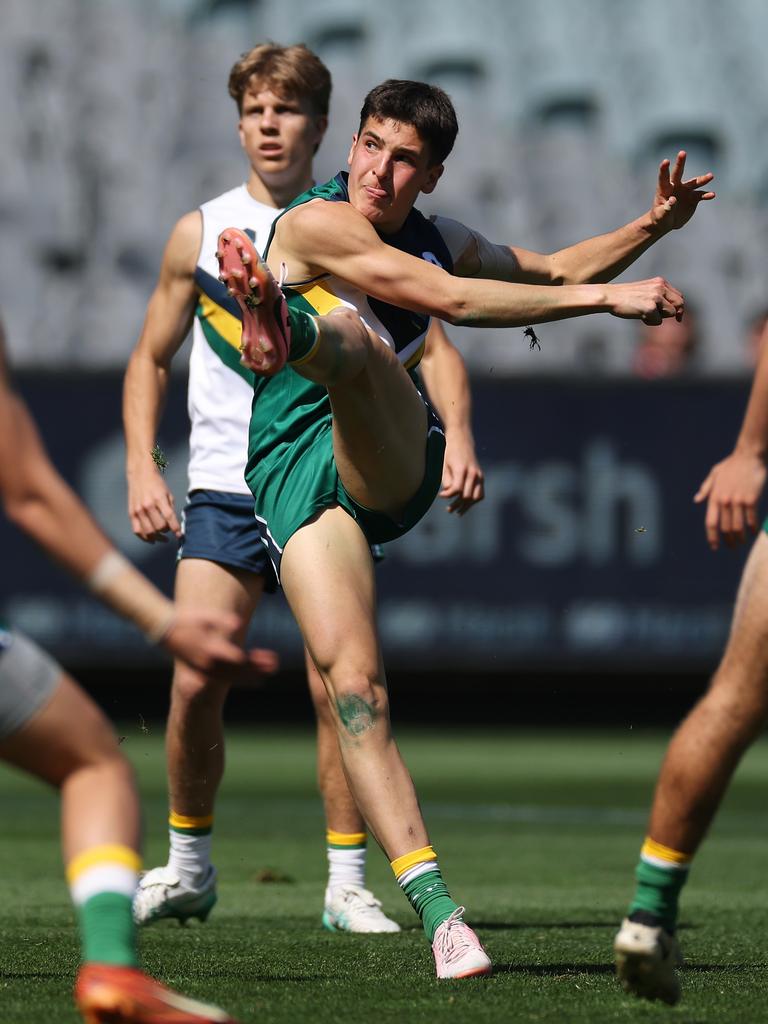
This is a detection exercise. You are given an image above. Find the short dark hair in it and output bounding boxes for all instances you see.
[358,80,458,165]
[228,42,331,117]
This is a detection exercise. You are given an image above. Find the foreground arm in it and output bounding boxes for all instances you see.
[123,212,201,543]
[695,319,768,550]
[280,201,685,329]
[0,343,275,678]
[420,321,484,514]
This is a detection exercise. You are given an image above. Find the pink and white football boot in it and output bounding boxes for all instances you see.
[432,908,492,979]
[216,227,291,376]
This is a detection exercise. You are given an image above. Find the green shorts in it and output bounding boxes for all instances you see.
[250,402,445,583]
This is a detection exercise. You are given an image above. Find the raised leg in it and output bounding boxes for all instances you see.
[216,228,432,519]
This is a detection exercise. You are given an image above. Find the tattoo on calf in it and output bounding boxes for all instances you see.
[336,694,377,736]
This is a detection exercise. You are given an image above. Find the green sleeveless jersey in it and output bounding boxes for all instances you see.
[244,172,451,569]
[246,172,451,480]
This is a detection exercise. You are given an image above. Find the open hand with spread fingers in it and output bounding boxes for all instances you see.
[650,150,716,232]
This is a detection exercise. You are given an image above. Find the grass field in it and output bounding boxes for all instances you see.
[2,723,768,1023]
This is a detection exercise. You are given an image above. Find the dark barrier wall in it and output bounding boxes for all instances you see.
[0,372,754,672]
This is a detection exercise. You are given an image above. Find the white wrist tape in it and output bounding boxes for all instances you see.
[87,550,174,645]
[87,550,130,592]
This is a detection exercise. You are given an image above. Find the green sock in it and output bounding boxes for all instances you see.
[629,859,689,932]
[77,892,138,967]
[285,305,319,364]
[402,868,461,942]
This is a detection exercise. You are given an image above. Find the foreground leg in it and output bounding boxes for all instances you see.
[0,660,236,1023]
[282,509,490,978]
[0,669,141,970]
[134,558,263,927]
[615,532,768,1004]
[306,648,400,933]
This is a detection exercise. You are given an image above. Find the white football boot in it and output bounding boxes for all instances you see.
[322,884,401,933]
[614,916,682,1005]
[133,865,217,926]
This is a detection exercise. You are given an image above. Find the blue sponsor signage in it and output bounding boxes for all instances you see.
[0,373,752,670]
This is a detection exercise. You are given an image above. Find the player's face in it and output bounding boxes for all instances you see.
[347,117,443,232]
[238,84,326,183]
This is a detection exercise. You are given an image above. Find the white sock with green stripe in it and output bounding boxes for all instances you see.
[168,812,213,887]
[325,829,367,902]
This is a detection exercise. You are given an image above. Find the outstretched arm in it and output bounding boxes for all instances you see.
[123,211,201,543]
[277,201,685,329]
[419,321,484,515]
[442,152,715,286]
[695,319,768,551]
[549,151,714,284]
[0,334,275,680]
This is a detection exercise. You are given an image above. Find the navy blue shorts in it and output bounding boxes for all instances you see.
[178,489,277,591]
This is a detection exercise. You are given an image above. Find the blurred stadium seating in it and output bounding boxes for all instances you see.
[2,0,768,374]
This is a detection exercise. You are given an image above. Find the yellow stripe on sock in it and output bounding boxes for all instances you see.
[327,830,367,846]
[390,845,437,878]
[169,811,214,831]
[290,322,321,367]
[66,844,142,884]
[642,836,692,866]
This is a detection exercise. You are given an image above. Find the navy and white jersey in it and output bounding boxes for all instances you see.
[189,186,280,494]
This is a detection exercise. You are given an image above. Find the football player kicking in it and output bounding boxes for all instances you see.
[123,43,483,936]
[216,78,712,977]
